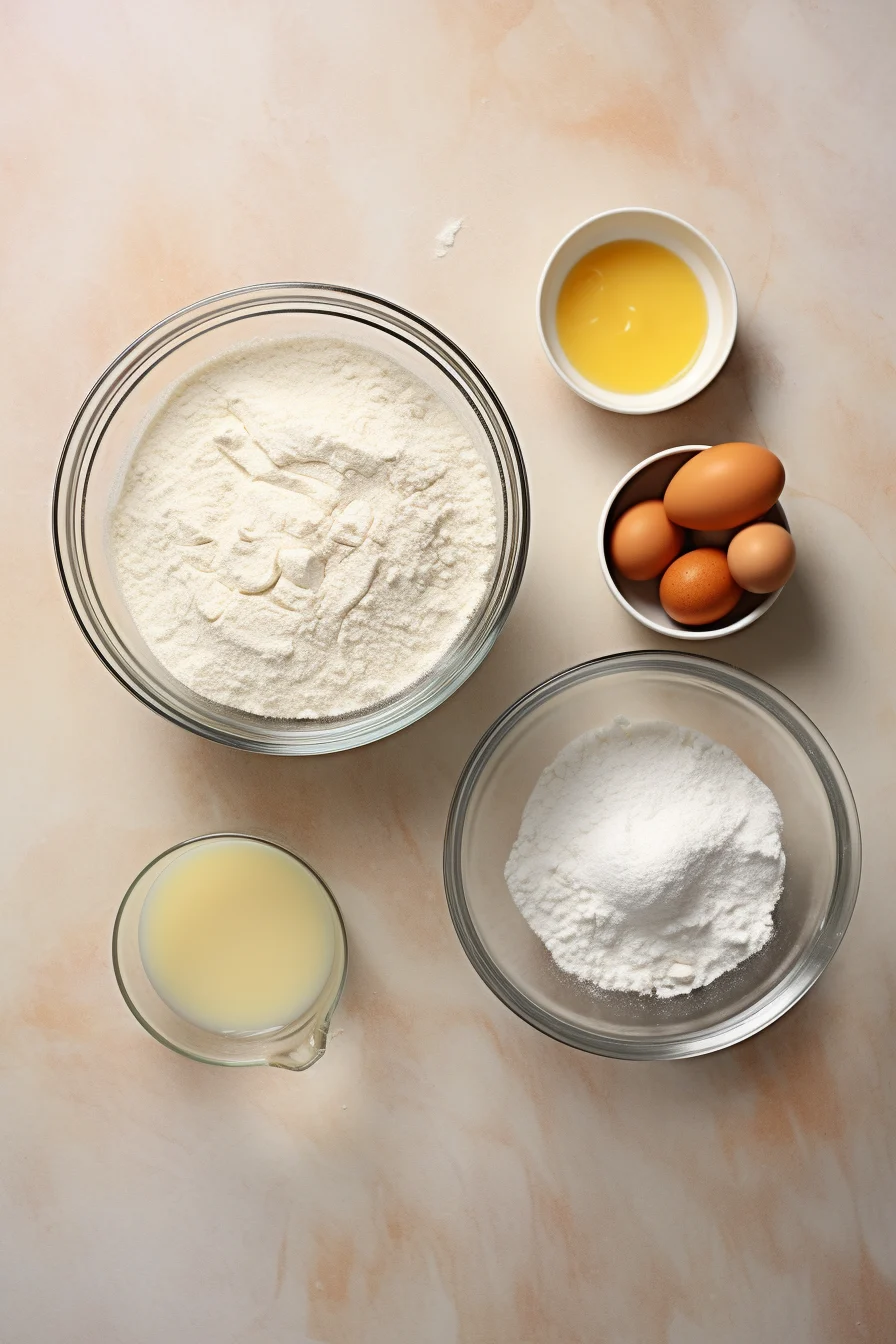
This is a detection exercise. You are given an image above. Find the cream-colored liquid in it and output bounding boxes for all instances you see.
[139,838,336,1035]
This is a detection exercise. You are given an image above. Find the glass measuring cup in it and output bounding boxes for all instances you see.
[113,834,347,1070]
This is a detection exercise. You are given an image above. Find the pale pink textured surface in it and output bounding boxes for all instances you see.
[2,3,896,1341]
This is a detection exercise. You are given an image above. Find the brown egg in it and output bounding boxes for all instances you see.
[659,548,742,625]
[664,443,785,530]
[727,522,796,593]
[610,499,684,581]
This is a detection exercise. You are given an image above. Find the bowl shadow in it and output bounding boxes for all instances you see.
[567,328,774,476]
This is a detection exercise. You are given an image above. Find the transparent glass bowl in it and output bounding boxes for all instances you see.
[444,652,861,1060]
[53,284,529,753]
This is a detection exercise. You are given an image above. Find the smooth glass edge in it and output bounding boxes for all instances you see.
[443,650,862,1060]
[53,283,530,754]
[112,832,349,1066]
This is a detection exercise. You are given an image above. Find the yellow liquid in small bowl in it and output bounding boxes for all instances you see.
[555,239,708,394]
[139,838,336,1035]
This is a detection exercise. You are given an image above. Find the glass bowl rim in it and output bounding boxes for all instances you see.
[53,281,530,754]
[443,649,862,1061]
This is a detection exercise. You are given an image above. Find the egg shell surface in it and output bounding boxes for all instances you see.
[664,442,785,530]
[610,499,684,581]
[659,547,742,625]
[727,521,796,593]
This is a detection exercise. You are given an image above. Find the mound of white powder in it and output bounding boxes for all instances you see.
[505,719,785,997]
[111,337,498,719]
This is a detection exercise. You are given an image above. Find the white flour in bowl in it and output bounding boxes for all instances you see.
[505,719,785,997]
[111,337,499,719]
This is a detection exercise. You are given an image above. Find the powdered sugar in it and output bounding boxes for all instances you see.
[504,719,785,997]
[111,336,498,719]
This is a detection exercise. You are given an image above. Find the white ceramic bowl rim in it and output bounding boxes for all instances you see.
[597,444,788,640]
[537,207,738,414]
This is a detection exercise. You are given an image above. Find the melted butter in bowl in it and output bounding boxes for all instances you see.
[538,208,737,415]
[555,239,708,395]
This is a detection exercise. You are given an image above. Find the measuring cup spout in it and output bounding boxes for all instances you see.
[268,1022,329,1072]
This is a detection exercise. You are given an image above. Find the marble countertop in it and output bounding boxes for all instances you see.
[3,2,895,1340]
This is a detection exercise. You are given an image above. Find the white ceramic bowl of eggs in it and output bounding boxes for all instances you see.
[598,443,795,640]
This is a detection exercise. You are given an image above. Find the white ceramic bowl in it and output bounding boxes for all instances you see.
[537,208,737,414]
[598,445,791,640]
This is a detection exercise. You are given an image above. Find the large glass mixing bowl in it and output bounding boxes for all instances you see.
[444,652,861,1060]
[54,284,529,754]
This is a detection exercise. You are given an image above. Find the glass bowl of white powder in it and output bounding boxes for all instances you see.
[444,652,861,1059]
[53,284,528,752]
